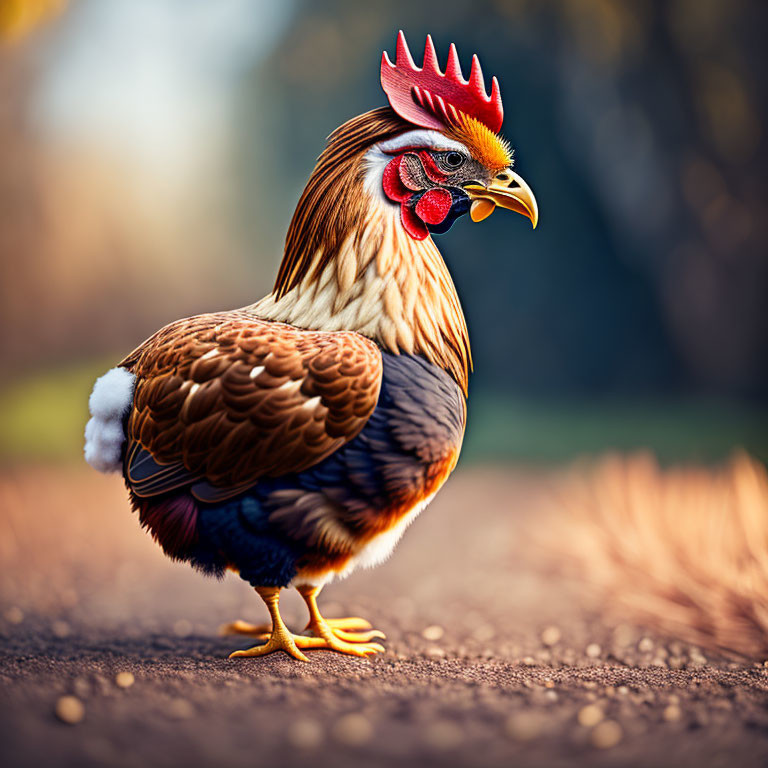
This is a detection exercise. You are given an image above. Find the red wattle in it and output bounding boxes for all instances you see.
[400,204,429,240]
[382,156,411,203]
[415,188,453,225]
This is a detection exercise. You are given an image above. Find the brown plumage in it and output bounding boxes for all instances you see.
[121,312,382,490]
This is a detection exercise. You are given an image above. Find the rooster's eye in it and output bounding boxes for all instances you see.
[443,151,465,169]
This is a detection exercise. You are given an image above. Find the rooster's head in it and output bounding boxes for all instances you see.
[377,31,538,239]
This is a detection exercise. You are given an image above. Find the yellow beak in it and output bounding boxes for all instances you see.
[465,170,538,228]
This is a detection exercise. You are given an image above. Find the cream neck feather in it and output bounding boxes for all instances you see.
[249,199,471,394]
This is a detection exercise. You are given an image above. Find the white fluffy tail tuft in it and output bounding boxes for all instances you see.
[84,367,136,473]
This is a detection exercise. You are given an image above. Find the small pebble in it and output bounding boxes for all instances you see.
[506,712,543,741]
[422,625,444,641]
[52,620,70,638]
[591,720,622,749]
[423,721,462,750]
[168,698,195,720]
[578,704,604,727]
[288,718,323,749]
[425,646,446,659]
[544,690,558,703]
[612,624,636,647]
[115,672,135,689]
[617,686,629,696]
[541,626,561,646]
[689,652,707,667]
[638,637,654,653]
[586,643,601,659]
[544,679,555,689]
[521,656,536,666]
[55,696,85,725]
[333,713,372,746]
[663,705,682,722]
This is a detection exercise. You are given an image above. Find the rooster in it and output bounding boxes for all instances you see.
[84,32,537,661]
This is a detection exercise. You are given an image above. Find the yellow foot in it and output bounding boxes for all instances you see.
[314,617,386,644]
[228,621,324,662]
[218,619,271,639]
[307,627,385,657]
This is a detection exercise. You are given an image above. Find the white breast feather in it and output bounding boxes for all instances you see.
[290,492,438,588]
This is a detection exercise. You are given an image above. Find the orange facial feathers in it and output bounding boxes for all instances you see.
[446,113,513,173]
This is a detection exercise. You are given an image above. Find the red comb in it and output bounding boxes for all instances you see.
[381,31,504,134]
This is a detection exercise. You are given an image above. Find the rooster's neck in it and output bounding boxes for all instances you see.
[250,200,471,395]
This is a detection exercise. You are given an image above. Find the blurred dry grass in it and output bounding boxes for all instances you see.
[546,453,768,659]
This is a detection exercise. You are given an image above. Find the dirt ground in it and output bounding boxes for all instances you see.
[1,465,768,768]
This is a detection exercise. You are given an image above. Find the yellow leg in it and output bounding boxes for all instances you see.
[297,585,386,656]
[229,587,318,661]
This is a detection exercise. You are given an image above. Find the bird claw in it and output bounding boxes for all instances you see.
[330,627,386,643]
[303,618,386,657]
[303,617,386,643]
[219,619,271,638]
[322,616,373,631]
[229,623,312,662]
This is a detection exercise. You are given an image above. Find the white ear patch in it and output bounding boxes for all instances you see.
[84,367,136,473]
[376,130,467,155]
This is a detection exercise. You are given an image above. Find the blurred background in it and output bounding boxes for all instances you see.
[2,5,768,765]
[0,0,766,464]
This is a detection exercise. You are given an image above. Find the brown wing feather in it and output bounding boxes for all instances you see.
[121,312,383,490]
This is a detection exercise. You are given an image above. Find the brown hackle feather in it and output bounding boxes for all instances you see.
[275,107,409,300]
[538,452,768,659]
